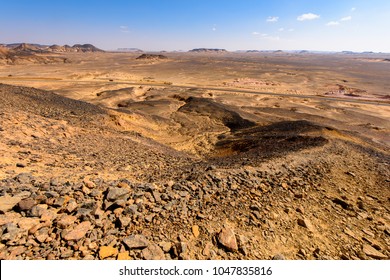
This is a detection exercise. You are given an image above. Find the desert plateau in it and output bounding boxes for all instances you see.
[0,44,389,260]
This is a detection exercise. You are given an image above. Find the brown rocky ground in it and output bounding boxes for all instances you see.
[0,52,389,260]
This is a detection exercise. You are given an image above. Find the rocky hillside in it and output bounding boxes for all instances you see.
[2,43,104,53]
[0,84,389,260]
[136,54,168,60]
[189,48,228,53]
[0,46,69,65]
[0,43,104,65]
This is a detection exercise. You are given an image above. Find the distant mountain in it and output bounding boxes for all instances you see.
[12,43,46,52]
[71,44,104,52]
[0,43,70,65]
[2,43,104,53]
[5,43,49,49]
[189,48,228,53]
[117,48,143,52]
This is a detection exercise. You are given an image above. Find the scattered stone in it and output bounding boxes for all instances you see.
[218,226,238,252]
[297,218,315,232]
[142,243,165,260]
[17,198,36,211]
[343,228,359,240]
[57,215,77,229]
[117,252,131,260]
[173,242,187,257]
[158,241,172,253]
[123,234,149,250]
[117,216,131,228]
[298,248,306,257]
[16,163,26,168]
[40,209,57,222]
[35,228,49,243]
[272,254,286,260]
[63,221,91,241]
[17,218,40,231]
[66,199,78,213]
[203,242,213,257]
[362,244,388,260]
[0,196,22,213]
[83,178,96,189]
[237,234,249,255]
[53,197,66,208]
[50,178,60,186]
[296,206,304,214]
[332,198,350,210]
[99,246,118,259]
[106,188,130,201]
[15,173,34,184]
[192,225,200,238]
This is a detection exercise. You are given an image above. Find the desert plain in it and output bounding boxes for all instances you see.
[0,46,389,260]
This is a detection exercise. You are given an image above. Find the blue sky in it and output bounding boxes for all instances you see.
[1,0,389,52]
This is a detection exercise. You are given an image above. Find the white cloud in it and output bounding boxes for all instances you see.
[288,28,295,32]
[341,16,352,21]
[266,16,279,23]
[351,7,356,12]
[120,26,129,33]
[261,33,268,37]
[278,28,284,32]
[297,13,320,21]
[326,21,340,26]
[252,32,260,35]
[212,27,216,31]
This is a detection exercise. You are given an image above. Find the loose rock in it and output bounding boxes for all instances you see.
[99,246,118,259]
[362,244,388,260]
[0,196,22,213]
[123,234,149,250]
[218,226,238,252]
[63,221,91,241]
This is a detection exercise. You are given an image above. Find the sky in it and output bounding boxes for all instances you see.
[1,0,389,52]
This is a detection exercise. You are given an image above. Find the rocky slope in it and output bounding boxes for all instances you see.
[0,83,389,260]
[0,43,103,65]
[189,48,228,53]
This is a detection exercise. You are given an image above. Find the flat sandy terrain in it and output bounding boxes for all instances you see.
[0,51,389,260]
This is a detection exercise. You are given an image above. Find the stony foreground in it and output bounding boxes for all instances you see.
[0,84,389,260]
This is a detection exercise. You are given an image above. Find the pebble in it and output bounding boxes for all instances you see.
[0,196,22,213]
[106,188,130,201]
[332,198,350,210]
[117,251,131,260]
[297,218,315,232]
[142,243,165,260]
[218,226,238,252]
[83,179,96,189]
[66,199,78,213]
[17,218,40,231]
[63,221,91,241]
[56,215,77,229]
[192,225,200,238]
[99,246,118,259]
[15,173,34,184]
[123,234,149,250]
[158,241,172,253]
[362,244,388,260]
[272,254,286,260]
